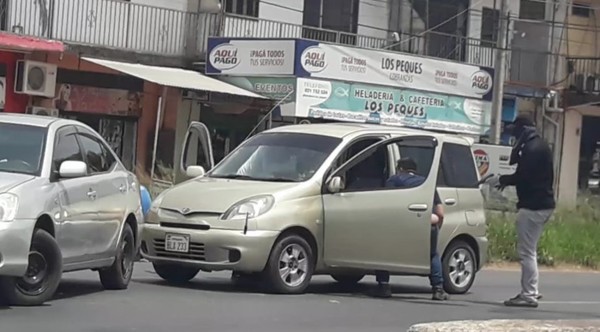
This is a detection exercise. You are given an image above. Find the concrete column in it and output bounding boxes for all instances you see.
[557,109,582,208]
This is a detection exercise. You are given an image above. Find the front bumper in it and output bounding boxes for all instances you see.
[475,236,489,271]
[0,219,36,277]
[141,224,280,273]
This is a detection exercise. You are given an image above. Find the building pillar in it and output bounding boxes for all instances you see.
[557,109,582,208]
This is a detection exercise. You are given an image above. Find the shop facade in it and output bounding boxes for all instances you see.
[206,38,497,139]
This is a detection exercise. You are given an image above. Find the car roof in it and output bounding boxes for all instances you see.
[265,123,475,145]
[0,113,83,128]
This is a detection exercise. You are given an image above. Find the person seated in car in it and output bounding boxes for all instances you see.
[371,157,448,301]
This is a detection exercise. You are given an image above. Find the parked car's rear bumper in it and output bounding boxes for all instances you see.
[475,236,488,271]
[0,219,36,277]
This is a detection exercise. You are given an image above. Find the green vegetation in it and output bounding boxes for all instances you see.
[487,196,600,269]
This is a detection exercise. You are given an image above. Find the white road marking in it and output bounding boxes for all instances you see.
[541,301,600,304]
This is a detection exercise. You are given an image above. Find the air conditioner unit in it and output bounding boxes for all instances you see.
[27,106,59,117]
[15,60,57,97]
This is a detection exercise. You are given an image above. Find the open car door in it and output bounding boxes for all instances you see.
[179,121,215,181]
[322,135,441,275]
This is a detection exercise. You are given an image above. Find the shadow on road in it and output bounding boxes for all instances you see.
[52,279,106,301]
[133,272,467,305]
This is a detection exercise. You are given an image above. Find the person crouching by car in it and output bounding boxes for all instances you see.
[371,158,448,301]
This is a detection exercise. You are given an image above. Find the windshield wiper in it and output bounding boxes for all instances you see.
[210,174,258,180]
[255,177,299,182]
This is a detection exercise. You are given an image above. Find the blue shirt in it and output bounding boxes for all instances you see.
[386,172,442,209]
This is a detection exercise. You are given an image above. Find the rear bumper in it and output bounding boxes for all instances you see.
[0,219,36,277]
[140,223,279,273]
[475,236,488,271]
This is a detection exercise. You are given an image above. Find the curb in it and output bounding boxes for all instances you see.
[407,320,600,332]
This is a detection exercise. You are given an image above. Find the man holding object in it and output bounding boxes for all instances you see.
[497,114,556,308]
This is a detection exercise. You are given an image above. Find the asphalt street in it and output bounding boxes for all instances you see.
[1,262,599,332]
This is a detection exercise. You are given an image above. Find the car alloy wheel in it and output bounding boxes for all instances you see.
[447,248,475,289]
[278,244,309,288]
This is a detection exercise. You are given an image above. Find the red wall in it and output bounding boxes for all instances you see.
[0,51,29,113]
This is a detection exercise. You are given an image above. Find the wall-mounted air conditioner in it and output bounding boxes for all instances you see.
[27,106,60,117]
[14,60,57,97]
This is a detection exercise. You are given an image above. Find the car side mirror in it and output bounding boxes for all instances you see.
[59,160,88,178]
[186,165,206,178]
[327,176,344,193]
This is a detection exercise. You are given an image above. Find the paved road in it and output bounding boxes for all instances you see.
[1,262,599,332]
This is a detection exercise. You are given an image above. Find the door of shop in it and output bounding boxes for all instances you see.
[62,112,138,171]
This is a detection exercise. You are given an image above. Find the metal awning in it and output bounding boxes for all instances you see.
[82,57,267,99]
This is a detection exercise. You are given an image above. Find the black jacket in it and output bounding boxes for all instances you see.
[499,135,556,210]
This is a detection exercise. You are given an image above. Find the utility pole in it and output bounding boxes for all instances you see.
[489,0,510,145]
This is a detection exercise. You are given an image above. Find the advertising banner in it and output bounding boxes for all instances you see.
[295,40,495,101]
[206,38,296,75]
[295,78,491,135]
[219,76,296,102]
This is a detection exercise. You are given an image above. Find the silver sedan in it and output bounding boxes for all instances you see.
[0,113,143,306]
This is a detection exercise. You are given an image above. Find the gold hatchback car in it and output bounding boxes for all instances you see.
[141,122,488,295]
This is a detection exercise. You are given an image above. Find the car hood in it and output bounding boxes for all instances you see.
[0,172,35,193]
[159,176,300,214]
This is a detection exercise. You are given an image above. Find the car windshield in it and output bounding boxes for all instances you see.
[209,132,342,182]
[0,123,47,175]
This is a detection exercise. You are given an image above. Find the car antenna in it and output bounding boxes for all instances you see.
[243,212,249,235]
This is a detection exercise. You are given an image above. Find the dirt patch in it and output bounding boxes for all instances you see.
[484,262,600,273]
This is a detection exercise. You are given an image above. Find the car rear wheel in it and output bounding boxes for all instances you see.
[99,223,136,290]
[153,263,200,284]
[330,273,365,286]
[0,229,63,306]
[264,234,314,294]
[442,240,477,294]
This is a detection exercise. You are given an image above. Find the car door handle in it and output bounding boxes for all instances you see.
[408,204,429,212]
[87,190,97,200]
[444,198,457,206]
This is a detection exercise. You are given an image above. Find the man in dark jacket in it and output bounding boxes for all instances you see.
[498,114,555,308]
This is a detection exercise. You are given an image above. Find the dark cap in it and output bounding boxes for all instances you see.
[505,113,535,133]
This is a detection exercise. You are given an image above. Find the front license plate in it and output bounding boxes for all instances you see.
[165,233,190,253]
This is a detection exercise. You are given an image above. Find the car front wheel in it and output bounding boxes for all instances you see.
[0,229,63,306]
[264,234,314,294]
[153,263,200,284]
[442,240,477,294]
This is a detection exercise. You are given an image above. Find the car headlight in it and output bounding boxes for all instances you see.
[145,192,166,224]
[221,195,275,221]
[0,193,19,222]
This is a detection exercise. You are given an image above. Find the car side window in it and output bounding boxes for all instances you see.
[77,134,115,174]
[52,127,83,175]
[439,143,479,188]
[336,139,436,193]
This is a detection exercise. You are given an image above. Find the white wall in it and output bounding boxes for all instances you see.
[259,0,304,25]
[131,0,191,11]
[357,0,390,40]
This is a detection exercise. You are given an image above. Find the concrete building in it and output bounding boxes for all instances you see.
[8,0,591,202]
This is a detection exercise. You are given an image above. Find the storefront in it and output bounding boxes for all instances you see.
[30,67,144,171]
[206,38,496,138]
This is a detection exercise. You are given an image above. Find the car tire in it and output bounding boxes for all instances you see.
[264,234,314,294]
[442,240,477,294]
[0,229,63,306]
[330,273,365,286]
[152,263,200,284]
[99,223,136,290]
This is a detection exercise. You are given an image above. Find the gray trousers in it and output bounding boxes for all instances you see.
[516,208,554,299]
